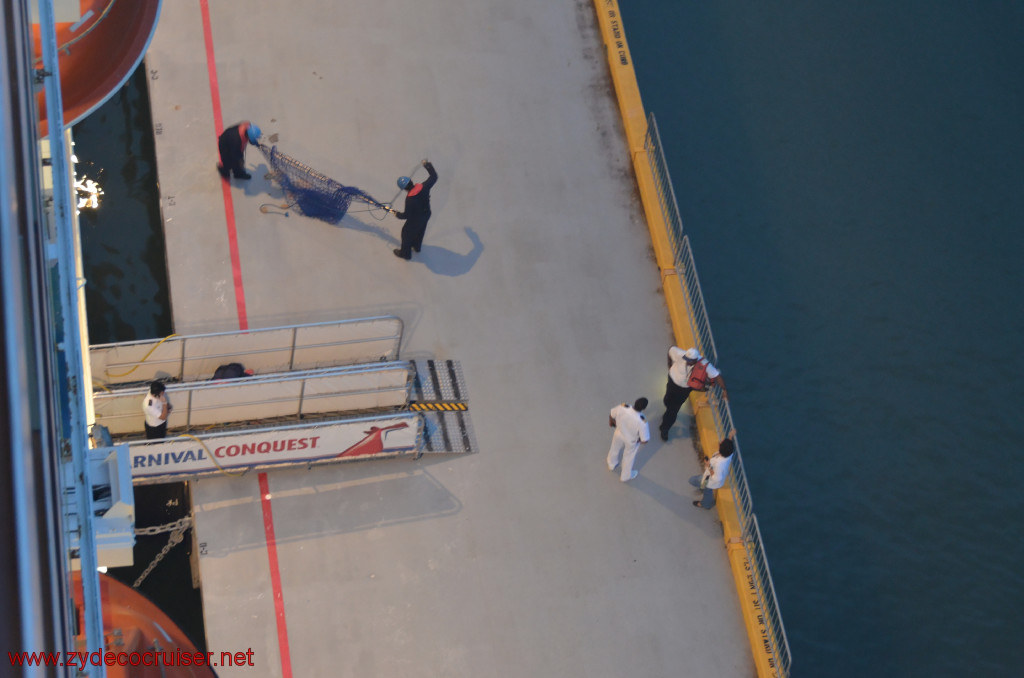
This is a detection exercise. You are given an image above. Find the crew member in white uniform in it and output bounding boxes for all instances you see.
[607,398,651,482]
[142,381,172,439]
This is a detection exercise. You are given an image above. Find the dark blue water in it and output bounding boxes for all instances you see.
[72,69,203,649]
[620,2,1024,676]
[73,66,171,344]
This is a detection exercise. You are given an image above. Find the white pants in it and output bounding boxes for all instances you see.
[607,431,640,482]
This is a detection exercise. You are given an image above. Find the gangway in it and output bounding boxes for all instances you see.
[91,357,477,483]
[93,361,415,436]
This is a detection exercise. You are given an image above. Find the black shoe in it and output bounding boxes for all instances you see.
[393,249,410,260]
[413,246,421,253]
[692,501,701,508]
[659,430,669,442]
[235,172,252,180]
[217,164,229,179]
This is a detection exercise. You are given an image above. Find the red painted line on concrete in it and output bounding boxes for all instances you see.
[259,472,293,678]
[199,0,248,330]
[201,3,289,676]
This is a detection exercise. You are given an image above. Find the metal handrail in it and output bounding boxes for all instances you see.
[646,116,719,367]
[32,0,120,67]
[101,337,398,372]
[92,315,403,347]
[645,114,687,264]
[91,315,404,385]
[645,111,791,677]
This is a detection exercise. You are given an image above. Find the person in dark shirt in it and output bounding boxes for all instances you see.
[392,159,438,260]
[217,121,261,180]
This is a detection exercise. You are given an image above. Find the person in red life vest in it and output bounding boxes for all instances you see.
[658,346,727,441]
[392,159,438,260]
[216,121,261,180]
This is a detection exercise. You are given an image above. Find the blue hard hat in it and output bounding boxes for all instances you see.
[246,125,262,144]
[397,176,412,190]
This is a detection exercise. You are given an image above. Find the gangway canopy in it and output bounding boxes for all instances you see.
[93,362,414,436]
[90,316,404,386]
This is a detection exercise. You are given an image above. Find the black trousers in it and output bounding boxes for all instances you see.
[218,134,247,178]
[145,422,168,440]
[660,378,692,435]
[398,217,430,257]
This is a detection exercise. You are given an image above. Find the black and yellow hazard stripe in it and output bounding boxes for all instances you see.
[410,401,468,412]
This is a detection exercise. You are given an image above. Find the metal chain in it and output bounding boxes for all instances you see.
[134,515,192,536]
[132,527,186,589]
[132,516,193,589]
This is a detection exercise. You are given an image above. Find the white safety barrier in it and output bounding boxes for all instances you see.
[90,316,403,386]
[93,362,413,436]
[128,414,423,483]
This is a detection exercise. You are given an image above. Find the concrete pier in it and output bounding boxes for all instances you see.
[144,1,752,675]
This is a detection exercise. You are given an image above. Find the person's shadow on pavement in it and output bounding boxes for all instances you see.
[337,212,399,246]
[243,162,273,198]
[416,227,483,277]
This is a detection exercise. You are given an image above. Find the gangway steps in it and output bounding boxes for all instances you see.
[420,410,476,455]
[411,360,474,455]
[412,359,467,404]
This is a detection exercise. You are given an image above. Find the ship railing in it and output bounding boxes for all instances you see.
[645,115,719,366]
[645,111,792,677]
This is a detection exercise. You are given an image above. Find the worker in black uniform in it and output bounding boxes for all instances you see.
[392,159,438,260]
[217,121,261,180]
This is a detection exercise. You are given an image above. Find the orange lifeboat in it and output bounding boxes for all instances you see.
[72,572,216,678]
[33,0,162,136]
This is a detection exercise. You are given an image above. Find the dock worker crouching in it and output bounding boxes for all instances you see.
[217,120,261,181]
[142,381,172,439]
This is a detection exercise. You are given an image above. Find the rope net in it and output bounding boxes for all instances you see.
[258,144,388,223]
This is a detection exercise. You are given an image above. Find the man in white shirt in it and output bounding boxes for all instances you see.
[690,430,736,509]
[607,398,651,482]
[659,346,726,441]
[142,381,172,439]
